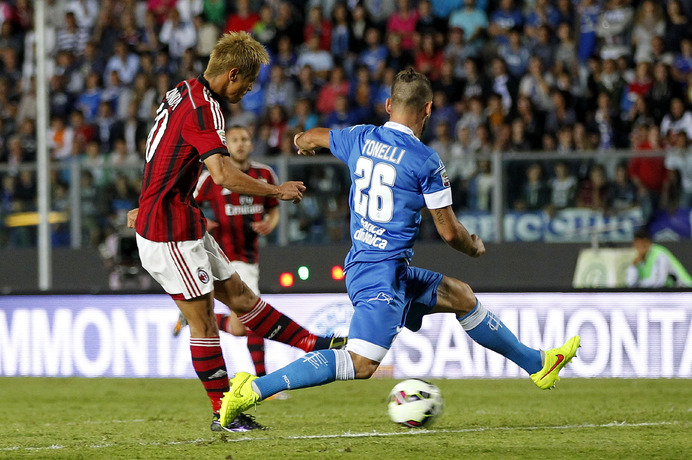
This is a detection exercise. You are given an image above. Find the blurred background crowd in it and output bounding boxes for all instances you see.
[0,0,692,251]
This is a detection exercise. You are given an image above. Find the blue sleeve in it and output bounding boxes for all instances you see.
[329,125,370,163]
[420,152,453,209]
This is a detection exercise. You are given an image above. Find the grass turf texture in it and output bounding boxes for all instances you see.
[0,377,689,459]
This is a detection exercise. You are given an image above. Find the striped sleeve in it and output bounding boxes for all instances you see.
[182,88,227,161]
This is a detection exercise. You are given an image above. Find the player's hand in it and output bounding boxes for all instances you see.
[251,220,273,235]
[294,131,316,156]
[469,234,486,258]
[277,181,306,203]
[127,208,139,228]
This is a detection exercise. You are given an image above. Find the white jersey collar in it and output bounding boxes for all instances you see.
[383,121,419,140]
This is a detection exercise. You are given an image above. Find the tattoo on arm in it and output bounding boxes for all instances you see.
[435,209,446,225]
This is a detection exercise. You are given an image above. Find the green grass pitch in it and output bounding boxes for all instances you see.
[0,377,689,459]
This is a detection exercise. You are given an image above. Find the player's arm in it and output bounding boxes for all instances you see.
[430,206,485,258]
[251,207,279,235]
[294,128,331,155]
[203,154,306,203]
[127,208,139,228]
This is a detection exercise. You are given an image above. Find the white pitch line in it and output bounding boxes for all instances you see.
[0,421,680,452]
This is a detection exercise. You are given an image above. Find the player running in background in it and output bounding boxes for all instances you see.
[127,32,343,433]
[219,69,581,426]
[173,125,281,381]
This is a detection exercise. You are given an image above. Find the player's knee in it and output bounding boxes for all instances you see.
[439,277,476,314]
[350,352,380,379]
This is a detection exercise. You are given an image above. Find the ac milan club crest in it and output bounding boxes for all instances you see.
[197,269,210,284]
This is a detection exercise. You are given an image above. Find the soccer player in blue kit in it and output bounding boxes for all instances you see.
[219,69,580,426]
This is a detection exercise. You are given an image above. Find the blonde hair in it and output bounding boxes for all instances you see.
[205,32,270,77]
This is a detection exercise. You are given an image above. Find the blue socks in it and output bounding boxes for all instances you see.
[459,299,542,375]
[252,349,355,400]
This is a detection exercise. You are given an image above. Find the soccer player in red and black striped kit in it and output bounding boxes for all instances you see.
[173,125,281,382]
[127,32,344,432]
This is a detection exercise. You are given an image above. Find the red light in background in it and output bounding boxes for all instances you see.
[331,265,345,280]
[279,272,294,287]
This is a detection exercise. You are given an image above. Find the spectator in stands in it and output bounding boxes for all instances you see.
[663,0,690,54]
[48,74,74,119]
[303,5,331,52]
[632,0,666,65]
[519,57,552,113]
[490,57,516,113]
[530,25,556,74]
[661,97,692,140]
[416,0,446,47]
[514,162,551,212]
[316,66,349,116]
[525,0,559,40]
[554,23,578,75]
[429,120,454,164]
[55,11,90,56]
[649,62,681,123]
[363,0,396,29]
[274,1,303,48]
[137,10,161,55]
[297,33,334,80]
[76,71,102,122]
[545,89,577,136]
[202,0,227,27]
[287,97,319,132]
[549,160,577,212]
[358,27,387,81]
[94,100,116,152]
[629,123,669,222]
[264,64,296,114]
[489,0,524,46]
[387,0,418,52]
[607,162,638,213]
[672,37,692,84]
[383,33,414,76]
[596,0,634,60]
[324,94,358,130]
[295,64,321,103]
[103,40,138,85]
[576,163,609,211]
[47,115,74,160]
[159,8,196,62]
[664,130,692,208]
[499,27,530,80]
[330,2,349,62]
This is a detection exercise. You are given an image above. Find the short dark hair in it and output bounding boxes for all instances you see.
[634,227,652,240]
[390,68,433,111]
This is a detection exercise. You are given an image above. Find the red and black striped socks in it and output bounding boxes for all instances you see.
[189,337,228,413]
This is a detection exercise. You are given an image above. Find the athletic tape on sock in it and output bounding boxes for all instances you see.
[458,299,488,331]
[333,349,355,381]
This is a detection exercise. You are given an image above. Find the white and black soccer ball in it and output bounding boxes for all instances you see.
[387,378,444,428]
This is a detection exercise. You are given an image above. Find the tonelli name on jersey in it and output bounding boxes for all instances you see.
[362,139,406,164]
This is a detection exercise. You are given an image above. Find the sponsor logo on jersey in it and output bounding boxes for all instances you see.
[198,269,210,284]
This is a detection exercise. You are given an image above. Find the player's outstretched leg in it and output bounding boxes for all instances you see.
[458,298,579,389]
[531,335,581,389]
[220,349,356,426]
[237,298,347,352]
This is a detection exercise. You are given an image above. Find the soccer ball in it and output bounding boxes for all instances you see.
[387,378,444,428]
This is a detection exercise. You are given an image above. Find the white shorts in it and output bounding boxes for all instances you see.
[136,233,236,300]
[231,261,260,295]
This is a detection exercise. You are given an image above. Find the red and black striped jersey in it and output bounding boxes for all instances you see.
[194,163,279,264]
[136,76,229,242]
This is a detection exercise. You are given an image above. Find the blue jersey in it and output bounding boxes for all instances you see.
[329,122,452,269]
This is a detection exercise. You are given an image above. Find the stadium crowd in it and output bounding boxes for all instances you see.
[1,0,692,249]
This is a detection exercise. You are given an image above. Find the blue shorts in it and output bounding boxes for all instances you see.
[344,259,443,362]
